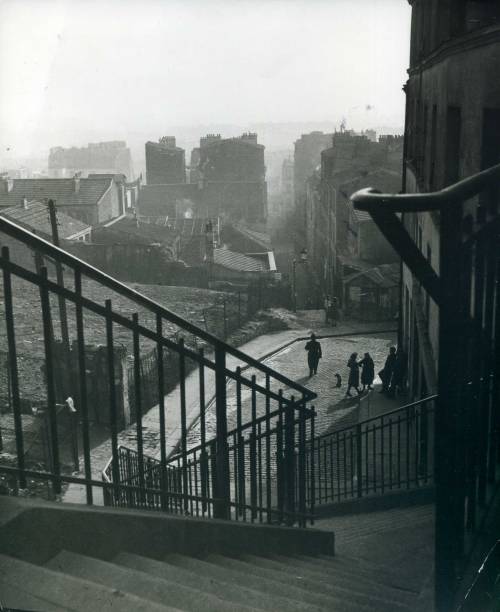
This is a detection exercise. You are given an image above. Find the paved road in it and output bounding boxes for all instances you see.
[63,315,398,504]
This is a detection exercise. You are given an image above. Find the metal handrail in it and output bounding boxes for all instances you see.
[0,215,315,401]
[351,161,500,212]
[314,393,438,441]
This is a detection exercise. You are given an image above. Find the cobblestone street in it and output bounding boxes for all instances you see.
[62,312,399,504]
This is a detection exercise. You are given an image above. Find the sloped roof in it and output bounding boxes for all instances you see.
[344,263,400,289]
[0,201,91,240]
[213,248,266,272]
[0,178,111,209]
[93,216,178,245]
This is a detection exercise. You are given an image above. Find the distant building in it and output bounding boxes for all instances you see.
[48,141,134,180]
[280,158,294,213]
[195,133,267,222]
[137,183,200,218]
[145,137,186,185]
[303,130,403,305]
[293,131,333,214]
[0,175,127,226]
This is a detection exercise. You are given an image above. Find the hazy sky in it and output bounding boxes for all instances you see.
[0,0,410,161]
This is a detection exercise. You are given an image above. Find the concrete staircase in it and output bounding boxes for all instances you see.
[1,548,421,611]
[0,498,430,612]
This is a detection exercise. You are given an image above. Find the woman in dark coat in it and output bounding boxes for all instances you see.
[346,352,361,397]
[305,333,322,377]
[359,352,375,391]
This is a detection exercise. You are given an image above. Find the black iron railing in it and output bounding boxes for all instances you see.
[308,396,436,507]
[0,213,315,525]
[352,161,500,611]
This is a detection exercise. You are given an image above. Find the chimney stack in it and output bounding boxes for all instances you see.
[73,171,81,193]
[0,176,14,194]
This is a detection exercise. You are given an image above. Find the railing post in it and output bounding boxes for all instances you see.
[435,199,465,612]
[214,344,230,519]
[356,423,363,498]
[284,396,296,525]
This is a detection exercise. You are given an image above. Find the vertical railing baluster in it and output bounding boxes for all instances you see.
[40,267,61,495]
[199,348,208,514]
[132,314,146,506]
[1,247,26,489]
[342,432,347,499]
[156,315,167,511]
[284,396,296,524]
[373,424,377,494]
[74,269,92,504]
[236,367,245,515]
[276,389,284,523]
[336,431,341,501]
[381,417,385,494]
[214,344,230,519]
[356,423,363,498]
[397,414,402,488]
[389,418,393,489]
[298,400,306,527]
[310,408,315,524]
[105,300,120,503]
[330,437,334,503]
[406,406,410,488]
[265,374,272,522]
[258,421,263,522]
[349,430,354,497]
[179,338,189,514]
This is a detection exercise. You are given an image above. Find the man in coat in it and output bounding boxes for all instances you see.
[305,333,322,377]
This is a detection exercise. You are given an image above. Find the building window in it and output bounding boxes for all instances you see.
[481,108,500,208]
[445,107,461,185]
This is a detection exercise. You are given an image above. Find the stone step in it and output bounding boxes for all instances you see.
[163,552,330,612]
[0,554,176,612]
[115,551,280,612]
[0,576,69,612]
[46,550,258,612]
[212,553,413,611]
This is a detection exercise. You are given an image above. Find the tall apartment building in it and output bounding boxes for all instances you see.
[145,137,186,185]
[48,141,134,180]
[293,131,333,212]
[196,133,267,222]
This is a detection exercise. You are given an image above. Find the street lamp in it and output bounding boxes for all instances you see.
[292,248,308,312]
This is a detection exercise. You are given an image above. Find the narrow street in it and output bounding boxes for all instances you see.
[63,312,398,504]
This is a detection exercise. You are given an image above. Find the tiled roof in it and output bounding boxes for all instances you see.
[0,178,111,209]
[0,201,91,240]
[344,263,400,289]
[213,248,266,272]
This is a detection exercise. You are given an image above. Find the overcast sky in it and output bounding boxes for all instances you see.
[0,0,410,161]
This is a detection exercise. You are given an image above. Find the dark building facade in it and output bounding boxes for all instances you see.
[401,0,500,400]
[196,133,267,222]
[303,131,403,307]
[145,137,186,185]
[293,131,333,216]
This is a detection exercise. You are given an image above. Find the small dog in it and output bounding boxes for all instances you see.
[334,373,342,388]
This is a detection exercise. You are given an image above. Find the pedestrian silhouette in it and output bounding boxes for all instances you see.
[305,333,322,377]
[346,352,362,397]
[359,352,375,391]
[379,346,397,393]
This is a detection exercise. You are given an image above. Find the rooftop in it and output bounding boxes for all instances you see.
[213,248,267,272]
[0,178,112,209]
[0,201,91,240]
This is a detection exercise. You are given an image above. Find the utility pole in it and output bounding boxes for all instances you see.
[47,200,70,350]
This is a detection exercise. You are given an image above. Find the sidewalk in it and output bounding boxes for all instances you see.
[63,318,399,504]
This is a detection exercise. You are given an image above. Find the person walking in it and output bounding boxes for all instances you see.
[305,333,322,377]
[346,352,362,397]
[359,352,375,391]
[389,348,407,397]
[324,295,332,324]
[379,346,397,393]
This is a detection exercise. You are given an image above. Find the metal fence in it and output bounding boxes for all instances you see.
[308,396,436,508]
[0,212,316,526]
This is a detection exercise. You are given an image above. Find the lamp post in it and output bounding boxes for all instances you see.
[292,248,308,312]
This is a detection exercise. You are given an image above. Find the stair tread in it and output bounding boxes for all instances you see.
[0,576,69,612]
[47,550,258,612]
[164,552,336,612]
[251,554,417,603]
[211,553,414,610]
[0,554,177,612]
[288,554,422,591]
[115,551,287,612]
